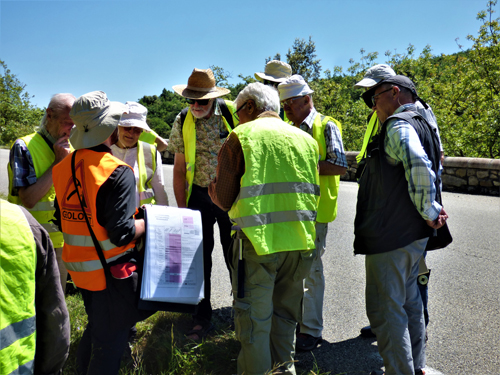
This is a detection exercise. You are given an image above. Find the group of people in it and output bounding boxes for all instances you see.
[2,60,447,375]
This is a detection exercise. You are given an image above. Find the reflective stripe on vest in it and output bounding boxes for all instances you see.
[63,233,117,251]
[0,200,37,375]
[137,141,156,205]
[239,182,320,200]
[0,316,36,351]
[183,99,237,205]
[232,210,318,229]
[28,200,55,211]
[228,117,320,255]
[64,249,133,273]
[312,114,342,223]
[53,150,137,291]
[7,132,67,247]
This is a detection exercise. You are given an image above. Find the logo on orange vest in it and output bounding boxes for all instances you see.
[60,158,93,225]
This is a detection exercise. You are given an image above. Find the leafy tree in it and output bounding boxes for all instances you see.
[265,53,281,64]
[209,65,232,87]
[0,60,44,146]
[138,89,188,139]
[286,36,322,82]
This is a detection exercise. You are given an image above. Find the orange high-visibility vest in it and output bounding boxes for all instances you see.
[53,149,137,291]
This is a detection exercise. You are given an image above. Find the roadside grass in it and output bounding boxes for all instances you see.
[63,292,332,375]
[63,292,240,374]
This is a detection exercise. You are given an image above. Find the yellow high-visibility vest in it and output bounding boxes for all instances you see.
[183,99,237,205]
[7,132,70,247]
[312,114,343,223]
[136,141,157,205]
[0,200,37,375]
[228,117,320,255]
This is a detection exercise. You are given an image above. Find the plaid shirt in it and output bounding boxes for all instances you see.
[384,104,442,221]
[296,108,347,168]
[9,129,55,193]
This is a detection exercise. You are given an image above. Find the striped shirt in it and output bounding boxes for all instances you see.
[384,104,442,221]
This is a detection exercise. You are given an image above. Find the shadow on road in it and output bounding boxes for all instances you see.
[295,335,383,375]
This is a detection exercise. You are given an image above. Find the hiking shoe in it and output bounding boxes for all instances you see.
[296,333,322,351]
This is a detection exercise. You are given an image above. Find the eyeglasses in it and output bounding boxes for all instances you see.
[186,98,210,106]
[121,126,143,135]
[371,87,393,106]
[281,96,303,107]
[233,101,248,121]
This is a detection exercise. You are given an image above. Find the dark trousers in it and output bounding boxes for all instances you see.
[188,184,233,323]
[77,288,130,375]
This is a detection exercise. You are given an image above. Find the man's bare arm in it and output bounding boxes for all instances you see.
[318,160,347,176]
[19,136,71,208]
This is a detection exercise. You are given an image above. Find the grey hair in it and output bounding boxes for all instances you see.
[308,94,314,106]
[235,82,280,114]
[38,93,76,130]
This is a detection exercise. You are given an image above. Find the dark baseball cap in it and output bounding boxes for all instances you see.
[361,75,428,109]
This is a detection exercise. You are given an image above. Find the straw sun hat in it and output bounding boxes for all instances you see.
[172,68,230,99]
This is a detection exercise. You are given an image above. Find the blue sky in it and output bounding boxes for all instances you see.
[1,0,493,109]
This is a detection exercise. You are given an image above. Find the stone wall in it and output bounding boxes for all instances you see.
[342,151,500,196]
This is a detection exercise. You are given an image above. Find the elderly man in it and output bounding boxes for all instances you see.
[168,68,238,340]
[278,75,347,351]
[355,75,448,375]
[355,65,444,338]
[8,93,75,293]
[1,199,70,375]
[355,64,444,164]
[209,82,319,375]
[53,91,150,375]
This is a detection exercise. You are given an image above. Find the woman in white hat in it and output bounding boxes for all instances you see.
[111,101,169,206]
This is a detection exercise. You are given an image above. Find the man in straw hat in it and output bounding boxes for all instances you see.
[354,75,448,375]
[255,60,292,120]
[52,91,151,375]
[169,68,238,340]
[209,82,319,375]
[278,75,347,352]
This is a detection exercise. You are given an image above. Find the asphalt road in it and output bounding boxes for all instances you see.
[1,149,499,374]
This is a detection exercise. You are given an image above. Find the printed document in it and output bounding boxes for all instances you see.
[141,205,204,304]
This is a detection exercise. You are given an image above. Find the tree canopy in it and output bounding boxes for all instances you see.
[0,60,44,146]
[1,1,498,159]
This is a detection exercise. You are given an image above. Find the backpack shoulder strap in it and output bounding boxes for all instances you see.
[180,107,189,131]
[217,98,234,130]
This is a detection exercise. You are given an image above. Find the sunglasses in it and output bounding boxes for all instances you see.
[371,87,393,106]
[121,126,143,135]
[186,98,211,106]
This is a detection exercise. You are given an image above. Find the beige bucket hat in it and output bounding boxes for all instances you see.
[118,101,151,131]
[69,91,127,150]
[172,68,230,99]
[255,60,292,83]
